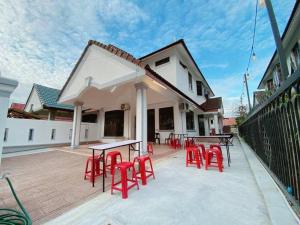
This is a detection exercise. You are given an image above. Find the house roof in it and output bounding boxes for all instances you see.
[139,39,214,95]
[31,84,74,111]
[258,0,300,88]
[58,40,208,111]
[200,97,222,112]
[7,108,42,119]
[223,117,237,126]
[10,103,25,111]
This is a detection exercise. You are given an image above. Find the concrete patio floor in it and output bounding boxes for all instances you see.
[0,143,176,224]
[44,138,299,225]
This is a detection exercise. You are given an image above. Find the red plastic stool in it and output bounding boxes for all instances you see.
[197,144,206,159]
[184,139,194,148]
[186,147,202,169]
[84,155,105,182]
[205,148,223,172]
[210,144,223,161]
[171,138,181,149]
[106,151,122,175]
[133,155,155,185]
[111,162,139,199]
[147,143,154,155]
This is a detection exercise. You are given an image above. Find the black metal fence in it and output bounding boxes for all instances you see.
[239,69,300,207]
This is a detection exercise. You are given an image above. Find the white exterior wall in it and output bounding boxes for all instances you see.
[175,54,208,105]
[24,88,42,112]
[3,118,98,151]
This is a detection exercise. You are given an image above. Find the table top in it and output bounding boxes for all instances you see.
[89,140,141,150]
[190,135,231,138]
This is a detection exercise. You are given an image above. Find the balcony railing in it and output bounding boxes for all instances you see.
[239,69,300,209]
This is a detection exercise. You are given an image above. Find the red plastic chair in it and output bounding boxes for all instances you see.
[133,155,155,185]
[106,151,122,175]
[147,143,154,155]
[111,162,139,199]
[84,155,105,182]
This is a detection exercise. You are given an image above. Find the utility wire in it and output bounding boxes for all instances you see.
[245,0,259,73]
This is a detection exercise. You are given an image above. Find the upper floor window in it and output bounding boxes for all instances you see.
[159,107,174,130]
[188,73,193,91]
[267,79,274,91]
[196,81,203,96]
[289,42,300,74]
[272,64,281,88]
[155,57,170,67]
[179,61,187,69]
[186,111,195,130]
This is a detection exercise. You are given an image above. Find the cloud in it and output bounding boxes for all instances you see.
[0,0,296,118]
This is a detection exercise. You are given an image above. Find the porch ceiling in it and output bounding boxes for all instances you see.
[74,76,181,110]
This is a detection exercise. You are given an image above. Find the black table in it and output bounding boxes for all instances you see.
[188,135,232,166]
[89,140,141,191]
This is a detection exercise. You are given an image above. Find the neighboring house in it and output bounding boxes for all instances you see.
[58,39,224,151]
[10,103,25,111]
[7,108,41,119]
[223,117,237,134]
[256,1,300,96]
[200,97,224,134]
[24,84,74,121]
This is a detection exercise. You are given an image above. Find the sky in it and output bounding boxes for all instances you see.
[0,0,296,116]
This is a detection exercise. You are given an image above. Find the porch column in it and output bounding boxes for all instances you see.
[204,117,209,136]
[71,102,83,149]
[135,83,148,155]
[0,76,18,165]
[214,114,219,134]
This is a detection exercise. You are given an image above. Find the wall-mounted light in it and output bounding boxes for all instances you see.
[152,80,167,90]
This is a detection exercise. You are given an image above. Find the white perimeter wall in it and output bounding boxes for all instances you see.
[3,118,99,149]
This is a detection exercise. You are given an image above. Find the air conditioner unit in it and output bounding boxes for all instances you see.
[179,103,189,112]
[121,103,130,111]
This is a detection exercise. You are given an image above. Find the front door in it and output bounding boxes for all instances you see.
[198,115,205,135]
[147,109,155,142]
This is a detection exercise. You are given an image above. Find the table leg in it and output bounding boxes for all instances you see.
[226,139,231,167]
[102,150,105,192]
[92,149,95,187]
[129,145,131,162]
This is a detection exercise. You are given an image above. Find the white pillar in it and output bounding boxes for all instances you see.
[204,117,209,136]
[214,114,219,134]
[71,102,83,149]
[135,83,147,155]
[0,76,18,164]
[96,109,104,140]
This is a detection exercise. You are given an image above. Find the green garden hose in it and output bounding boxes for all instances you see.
[0,175,32,225]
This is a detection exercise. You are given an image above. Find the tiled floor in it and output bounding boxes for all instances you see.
[0,143,176,224]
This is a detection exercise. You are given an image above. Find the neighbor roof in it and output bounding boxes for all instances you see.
[200,97,222,112]
[28,84,73,111]
[58,40,207,111]
[223,117,237,126]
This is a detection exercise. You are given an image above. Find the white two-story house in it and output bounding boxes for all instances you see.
[58,39,223,152]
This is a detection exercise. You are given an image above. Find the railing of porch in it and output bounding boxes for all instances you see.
[239,69,300,209]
